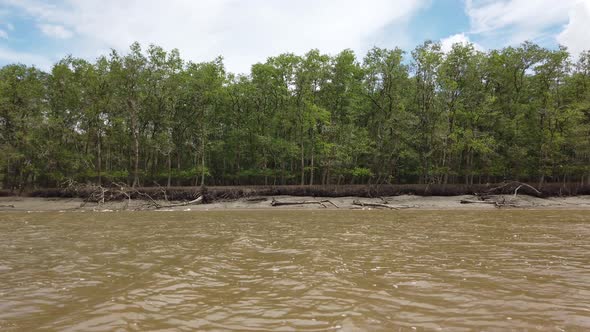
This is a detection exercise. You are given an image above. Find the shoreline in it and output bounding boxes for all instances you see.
[3,194,590,212]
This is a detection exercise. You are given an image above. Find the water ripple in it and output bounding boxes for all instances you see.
[0,210,589,331]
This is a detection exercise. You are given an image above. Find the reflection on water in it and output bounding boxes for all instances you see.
[0,210,589,331]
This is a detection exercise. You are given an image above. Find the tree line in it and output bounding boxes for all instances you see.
[1,41,590,190]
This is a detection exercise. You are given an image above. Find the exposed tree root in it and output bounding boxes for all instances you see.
[482,181,542,197]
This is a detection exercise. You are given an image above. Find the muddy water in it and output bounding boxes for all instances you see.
[0,210,589,331]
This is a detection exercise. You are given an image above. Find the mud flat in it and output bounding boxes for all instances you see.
[2,194,590,212]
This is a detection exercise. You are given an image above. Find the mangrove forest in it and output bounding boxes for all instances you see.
[2,41,590,189]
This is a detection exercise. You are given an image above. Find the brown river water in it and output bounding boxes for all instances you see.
[0,210,589,331]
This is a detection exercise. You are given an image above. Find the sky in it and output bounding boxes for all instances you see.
[0,0,589,73]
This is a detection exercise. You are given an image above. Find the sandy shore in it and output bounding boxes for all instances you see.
[2,195,590,212]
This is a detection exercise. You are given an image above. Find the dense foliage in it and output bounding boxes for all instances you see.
[2,41,590,189]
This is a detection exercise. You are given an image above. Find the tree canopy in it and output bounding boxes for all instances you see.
[2,42,590,189]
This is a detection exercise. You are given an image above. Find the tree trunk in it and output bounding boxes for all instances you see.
[300,139,305,186]
[200,134,206,188]
[106,143,111,172]
[167,153,172,188]
[97,129,102,185]
[17,166,24,196]
[133,131,140,187]
[264,158,268,186]
[309,143,314,186]
[194,149,199,186]
[152,153,158,181]
[441,142,448,185]
[4,160,10,190]
[128,99,140,187]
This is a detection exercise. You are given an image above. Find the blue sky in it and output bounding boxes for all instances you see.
[0,0,589,73]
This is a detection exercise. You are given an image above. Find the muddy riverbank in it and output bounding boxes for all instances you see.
[2,194,590,212]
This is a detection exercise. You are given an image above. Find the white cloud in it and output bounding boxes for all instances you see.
[38,23,73,39]
[0,46,53,69]
[466,0,575,33]
[557,0,590,57]
[440,33,484,53]
[0,29,7,39]
[465,0,579,47]
[2,0,428,73]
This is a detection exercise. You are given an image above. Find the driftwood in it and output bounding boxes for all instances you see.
[511,184,541,198]
[466,181,541,208]
[271,198,339,208]
[461,197,521,208]
[0,204,15,208]
[154,196,203,209]
[63,181,203,210]
[109,182,203,209]
[245,197,268,203]
[352,199,413,210]
[460,199,498,205]
[484,181,542,196]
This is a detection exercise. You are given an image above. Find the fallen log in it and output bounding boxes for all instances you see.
[460,199,497,205]
[352,200,412,210]
[460,197,524,208]
[107,182,203,210]
[155,196,203,209]
[244,197,268,203]
[0,204,15,208]
[271,198,338,208]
